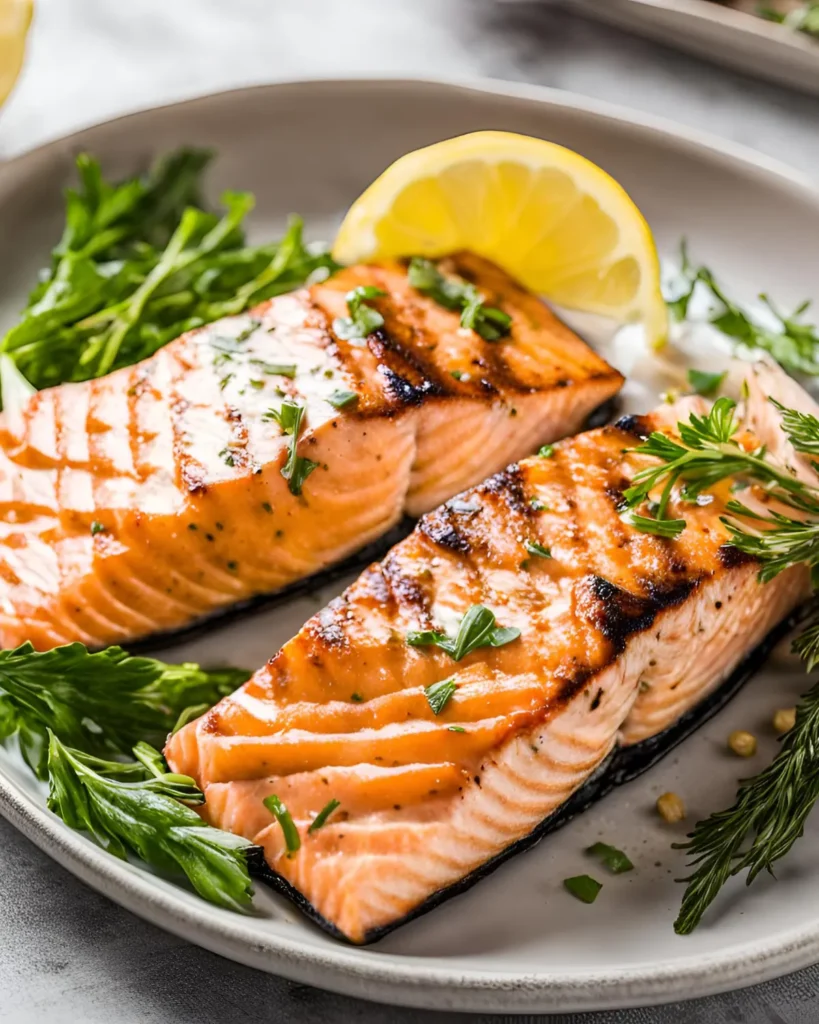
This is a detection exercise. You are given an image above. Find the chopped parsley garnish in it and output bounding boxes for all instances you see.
[308,798,340,833]
[524,541,551,558]
[538,444,555,458]
[687,368,726,397]
[586,842,634,874]
[263,794,301,856]
[424,679,457,715]
[261,502,273,513]
[90,521,105,536]
[250,359,297,378]
[563,874,602,904]
[333,285,386,341]
[350,692,364,703]
[407,604,520,662]
[263,399,318,496]
[530,498,548,512]
[218,447,237,468]
[407,257,511,341]
[448,725,466,733]
[450,370,466,381]
[327,389,358,410]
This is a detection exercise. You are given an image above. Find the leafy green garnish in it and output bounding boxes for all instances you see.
[407,604,520,661]
[758,2,819,36]
[327,389,359,410]
[47,734,256,911]
[0,150,337,396]
[264,398,318,496]
[407,258,511,342]
[0,642,247,779]
[538,444,555,458]
[308,798,341,833]
[263,794,301,856]
[687,368,726,397]
[424,679,458,715]
[524,540,552,558]
[666,242,819,376]
[563,874,602,904]
[333,286,386,341]
[621,510,687,538]
[586,842,634,874]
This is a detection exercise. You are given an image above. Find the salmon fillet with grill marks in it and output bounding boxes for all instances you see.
[166,369,810,944]
[0,252,621,650]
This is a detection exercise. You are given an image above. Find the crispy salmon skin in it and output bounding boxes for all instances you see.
[0,253,621,650]
[167,370,810,944]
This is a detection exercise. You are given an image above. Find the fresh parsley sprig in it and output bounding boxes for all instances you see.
[408,258,511,341]
[0,642,247,780]
[264,398,318,496]
[407,604,520,661]
[47,734,256,912]
[667,242,819,377]
[332,285,386,341]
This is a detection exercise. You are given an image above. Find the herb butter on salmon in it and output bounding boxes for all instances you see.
[0,252,621,651]
[166,366,810,944]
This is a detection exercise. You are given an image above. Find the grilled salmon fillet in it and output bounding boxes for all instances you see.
[166,367,810,944]
[0,252,621,650]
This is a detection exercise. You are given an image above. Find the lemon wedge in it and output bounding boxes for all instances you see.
[334,131,667,347]
[0,0,32,109]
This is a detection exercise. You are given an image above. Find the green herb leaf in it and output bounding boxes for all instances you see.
[47,734,256,911]
[538,444,555,458]
[563,874,602,904]
[333,286,386,341]
[0,642,247,779]
[687,368,726,397]
[621,510,687,538]
[264,398,319,496]
[263,794,301,855]
[524,541,552,558]
[327,389,358,410]
[424,679,458,715]
[309,798,341,833]
[586,841,634,874]
[448,725,466,733]
[249,360,297,378]
[407,604,521,661]
[0,151,337,399]
[408,258,511,342]
[90,520,106,536]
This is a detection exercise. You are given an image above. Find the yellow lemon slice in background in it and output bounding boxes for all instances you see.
[333,131,667,347]
[0,0,33,109]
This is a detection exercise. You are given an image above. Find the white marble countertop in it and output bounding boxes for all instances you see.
[2,2,819,1021]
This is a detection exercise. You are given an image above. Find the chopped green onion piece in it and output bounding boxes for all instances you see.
[263,794,301,855]
[586,841,634,874]
[328,389,358,410]
[563,874,602,904]
[538,444,555,458]
[308,798,340,833]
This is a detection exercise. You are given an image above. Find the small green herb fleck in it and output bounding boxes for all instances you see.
[250,360,297,378]
[538,444,555,458]
[563,874,602,903]
[308,798,340,833]
[448,725,466,733]
[218,447,237,468]
[90,521,105,536]
[263,794,301,856]
[333,286,386,341]
[407,605,520,662]
[261,502,273,513]
[350,692,364,703]
[327,389,358,410]
[586,841,634,874]
[226,561,238,571]
[525,541,551,559]
[530,498,548,512]
[424,679,457,715]
[408,258,511,341]
[450,370,465,381]
[687,368,726,397]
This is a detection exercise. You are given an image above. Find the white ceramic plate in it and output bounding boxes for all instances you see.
[569,0,819,97]
[1,78,819,1015]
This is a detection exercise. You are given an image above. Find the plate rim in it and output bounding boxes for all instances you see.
[1,74,819,1012]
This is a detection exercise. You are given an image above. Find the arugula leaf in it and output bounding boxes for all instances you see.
[0,151,337,397]
[46,734,256,912]
[264,398,319,496]
[424,679,458,715]
[0,642,247,779]
[333,286,386,341]
[407,604,520,661]
[407,258,511,341]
